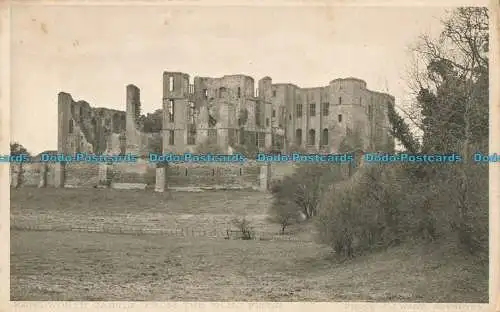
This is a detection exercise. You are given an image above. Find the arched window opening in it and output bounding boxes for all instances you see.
[295,129,302,146]
[321,128,328,146]
[308,129,315,146]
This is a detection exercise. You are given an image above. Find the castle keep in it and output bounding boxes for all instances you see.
[58,72,395,156]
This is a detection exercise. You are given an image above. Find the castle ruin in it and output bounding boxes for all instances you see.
[58,72,395,156]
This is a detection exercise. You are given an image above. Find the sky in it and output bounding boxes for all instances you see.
[9,4,451,154]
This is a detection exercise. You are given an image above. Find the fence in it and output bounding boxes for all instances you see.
[10,222,311,242]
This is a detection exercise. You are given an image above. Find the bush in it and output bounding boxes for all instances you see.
[267,199,297,234]
[232,217,254,240]
[269,163,346,223]
[314,159,489,259]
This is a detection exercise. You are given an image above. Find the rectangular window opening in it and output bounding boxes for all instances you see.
[296,104,302,117]
[310,103,316,117]
[168,100,175,122]
[168,130,175,145]
[322,103,330,116]
[169,76,174,92]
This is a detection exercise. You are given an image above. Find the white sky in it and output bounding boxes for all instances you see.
[10,4,451,154]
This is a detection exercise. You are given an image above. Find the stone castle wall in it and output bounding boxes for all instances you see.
[9,160,272,191]
[58,72,394,159]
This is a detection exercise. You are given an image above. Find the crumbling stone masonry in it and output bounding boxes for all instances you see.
[58,72,395,157]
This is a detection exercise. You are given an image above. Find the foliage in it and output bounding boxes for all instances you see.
[269,164,347,225]
[10,142,30,156]
[147,134,163,154]
[10,142,30,188]
[139,109,163,133]
[387,102,421,153]
[232,217,254,240]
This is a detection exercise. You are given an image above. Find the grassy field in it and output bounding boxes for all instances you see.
[10,187,282,235]
[10,188,488,302]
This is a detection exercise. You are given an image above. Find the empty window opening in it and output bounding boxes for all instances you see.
[296,104,302,117]
[322,102,329,116]
[321,128,329,146]
[208,129,217,145]
[309,103,316,116]
[255,103,261,127]
[168,130,175,145]
[239,130,245,145]
[295,129,302,145]
[203,89,208,98]
[237,87,241,98]
[188,102,196,123]
[266,118,270,127]
[169,76,174,92]
[308,129,315,146]
[69,119,74,134]
[219,87,227,98]
[339,97,342,105]
[272,109,276,118]
[187,124,196,145]
[258,133,265,148]
[168,100,175,122]
[272,90,277,97]
[338,114,342,122]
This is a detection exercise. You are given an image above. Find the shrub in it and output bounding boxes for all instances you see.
[232,217,254,240]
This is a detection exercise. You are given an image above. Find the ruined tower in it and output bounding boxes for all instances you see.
[57,92,73,154]
[162,71,190,153]
[258,76,273,149]
[125,84,141,154]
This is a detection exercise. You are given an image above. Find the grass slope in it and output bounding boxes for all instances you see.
[10,188,488,302]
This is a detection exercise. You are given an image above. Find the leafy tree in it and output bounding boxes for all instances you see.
[10,142,29,156]
[409,8,489,254]
[140,109,163,133]
[10,142,30,188]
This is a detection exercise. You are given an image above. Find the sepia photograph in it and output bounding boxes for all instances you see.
[4,0,497,307]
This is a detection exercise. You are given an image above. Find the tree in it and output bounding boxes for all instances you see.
[387,101,420,153]
[10,142,30,188]
[267,193,297,234]
[10,142,29,156]
[141,109,163,133]
[406,7,489,254]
